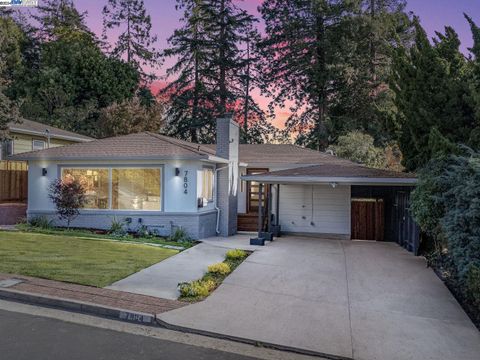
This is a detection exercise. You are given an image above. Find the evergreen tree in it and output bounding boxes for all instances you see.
[102,0,161,79]
[391,19,475,171]
[163,0,257,143]
[259,0,361,150]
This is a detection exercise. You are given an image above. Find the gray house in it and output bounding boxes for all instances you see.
[12,117,420,253]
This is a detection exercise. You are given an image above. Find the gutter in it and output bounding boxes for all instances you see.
[9,128,92,143]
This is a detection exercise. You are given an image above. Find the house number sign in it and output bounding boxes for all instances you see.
[184,170,189,194]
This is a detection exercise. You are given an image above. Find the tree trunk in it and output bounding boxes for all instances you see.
[190,9,200,143]
[127,1,131,64]
[315,12,327,151]
[243,37,251,142]
[370,0,377,84]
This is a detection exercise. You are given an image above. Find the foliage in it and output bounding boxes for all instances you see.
[28,216,53,230]
[390,18,477,171]
[109,217,127,236]
[102,0,161,79]
[0,231,178,287]
[162,0,258,143]
[169,227,192,243]
[329,131,386,168]
[225,248,247,260]
[48,178,86,228]
[99,96,164,137]
[178,279,216,298]
[411,149,480,322]
[207,262,231,275]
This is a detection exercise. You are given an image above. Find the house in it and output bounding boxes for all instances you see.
[11,116,420,253]
[1,119,93,160]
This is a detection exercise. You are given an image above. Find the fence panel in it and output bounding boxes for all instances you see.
[0,161,28,202]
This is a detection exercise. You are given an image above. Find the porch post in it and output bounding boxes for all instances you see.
[276,184,280,226]
[267,184,272,231]
[257,182,263,235]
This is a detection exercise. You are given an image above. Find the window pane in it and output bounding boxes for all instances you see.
[62,169,109,209]
[198,168,214,202]
[32,140,45,151]
[112,168,161,210]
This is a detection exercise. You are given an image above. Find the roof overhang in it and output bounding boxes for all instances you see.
[9,127,92,143]
[241,175,417,186]
[10,154,214,162]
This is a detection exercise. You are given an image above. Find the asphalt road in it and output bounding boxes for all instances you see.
[0,309,258,360]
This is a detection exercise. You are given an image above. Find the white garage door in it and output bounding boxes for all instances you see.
[277,184,351,236]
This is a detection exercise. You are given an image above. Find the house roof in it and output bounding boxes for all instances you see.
[204,143,356,167]
[9,119,93,142]
[242,164,416,185]
[10,132,223,162]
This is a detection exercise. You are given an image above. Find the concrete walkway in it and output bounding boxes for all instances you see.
[158,237,480,360]
[108,243,229,299]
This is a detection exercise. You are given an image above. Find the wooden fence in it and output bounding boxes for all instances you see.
[0,161,28,202]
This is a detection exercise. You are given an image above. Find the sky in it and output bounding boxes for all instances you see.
[19,0,480,125]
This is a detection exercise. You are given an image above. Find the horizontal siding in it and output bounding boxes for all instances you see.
[278,184,351,235]
[11,133,78,155]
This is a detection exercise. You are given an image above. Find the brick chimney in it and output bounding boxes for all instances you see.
[216,115,239,236]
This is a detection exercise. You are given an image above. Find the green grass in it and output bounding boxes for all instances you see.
[0,231,179,287]
[15,224,194,249]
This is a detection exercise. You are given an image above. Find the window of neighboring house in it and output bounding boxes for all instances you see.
[62,168,110,209]
[60,167,162,211]
[112,168,161,211]
[197,168,214,206]
[1,139,13,159]
[32,140,46,151]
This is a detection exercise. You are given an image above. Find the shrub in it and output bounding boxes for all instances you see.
[48,178,86,228]
[169,228,192,243]
[178,279,216,298]
[208,262,231,275]
[226,249,247,260]
[29,216,53,230]
[109,217,126,236]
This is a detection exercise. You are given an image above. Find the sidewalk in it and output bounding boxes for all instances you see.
[0,273,185,315]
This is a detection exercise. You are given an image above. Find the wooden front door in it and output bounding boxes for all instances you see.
[351,198,384,241]
[246,168,268,214]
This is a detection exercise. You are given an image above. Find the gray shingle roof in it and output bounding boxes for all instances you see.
[9,119,93,142]
[11,132,217,161]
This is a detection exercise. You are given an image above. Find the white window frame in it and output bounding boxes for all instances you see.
[32,139,46,151]
[198,166,215,204]
[59,165,164,212]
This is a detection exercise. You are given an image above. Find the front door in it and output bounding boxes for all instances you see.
[246,168,268,214]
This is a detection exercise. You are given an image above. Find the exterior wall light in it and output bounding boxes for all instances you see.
[42,168,47,176]
[175,167,180,176]
[330,182,337,188]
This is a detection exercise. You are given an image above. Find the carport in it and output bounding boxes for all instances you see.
[242,164,421,254]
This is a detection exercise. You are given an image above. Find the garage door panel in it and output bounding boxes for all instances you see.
[278,185,351,235]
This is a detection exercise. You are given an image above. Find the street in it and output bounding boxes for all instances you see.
[0,308,257,360]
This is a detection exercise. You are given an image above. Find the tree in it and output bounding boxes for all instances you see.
[163,0,257,143]
[48,178,86,228]
[259,0,361,150]
[102,0,161,78]
[99,96,165,137]
[391,18,475,171]
[329,130,386,168]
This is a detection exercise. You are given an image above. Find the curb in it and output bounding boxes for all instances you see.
[0,288,156,325]
[156,318,353,360]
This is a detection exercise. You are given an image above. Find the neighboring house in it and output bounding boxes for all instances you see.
[1,119,93,160]
[12,117,420,253]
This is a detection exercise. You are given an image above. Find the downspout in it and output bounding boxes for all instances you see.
[214,165,228,235]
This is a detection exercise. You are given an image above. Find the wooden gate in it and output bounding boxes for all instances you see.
[0,161,28,202]
[351,198,384,241]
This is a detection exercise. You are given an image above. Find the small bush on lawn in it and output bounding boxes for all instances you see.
[29,216,53,230]
[109,217,127,236]
[178,279,216,298]
[208,262,231,275]
[226,249,247,260]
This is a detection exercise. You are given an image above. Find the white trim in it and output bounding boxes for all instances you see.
[241,175,417,186]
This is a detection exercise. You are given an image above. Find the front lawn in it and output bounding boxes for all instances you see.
[0,231,178,287]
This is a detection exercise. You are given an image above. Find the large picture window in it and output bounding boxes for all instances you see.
[112,168,161,210]
[62,168,109,209]
[61,167,162,211]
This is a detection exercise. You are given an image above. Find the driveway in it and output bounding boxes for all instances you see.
[158,237,480,360]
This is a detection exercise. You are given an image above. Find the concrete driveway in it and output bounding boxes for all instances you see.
[158,237,480,360]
